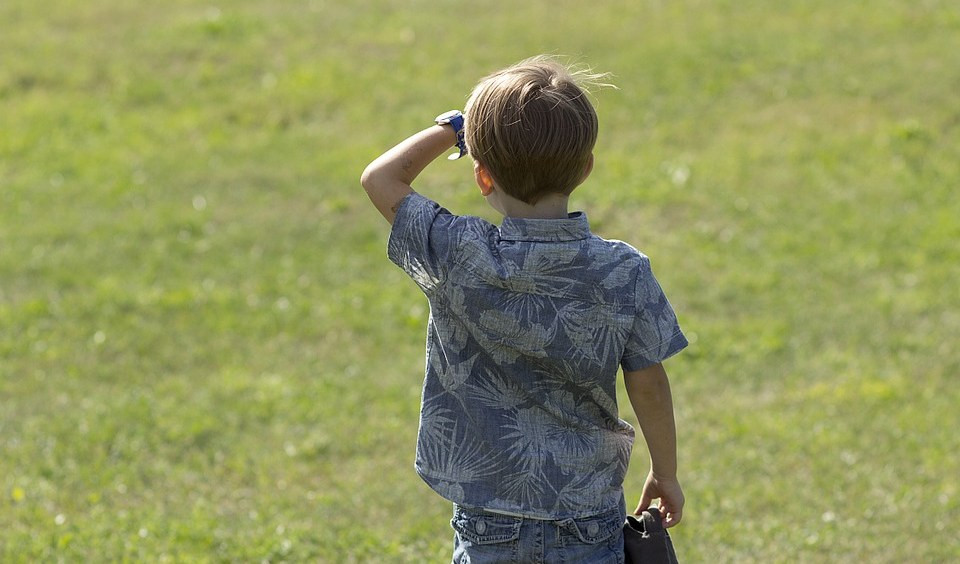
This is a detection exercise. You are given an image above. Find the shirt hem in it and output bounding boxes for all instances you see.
[416,464,624,521]
[621,328,688,372]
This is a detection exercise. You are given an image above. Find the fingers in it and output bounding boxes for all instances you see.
[662,505,682,528]
[655,477,684,528]
[659,495,684,528]
[635,498,681,527]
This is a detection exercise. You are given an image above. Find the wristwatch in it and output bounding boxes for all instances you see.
[435,110,467,160]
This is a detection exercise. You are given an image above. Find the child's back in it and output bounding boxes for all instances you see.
[390,193,686,519]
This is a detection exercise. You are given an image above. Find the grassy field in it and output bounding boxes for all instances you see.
[1,0,958,561]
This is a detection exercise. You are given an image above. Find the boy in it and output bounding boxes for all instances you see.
[361,56,687,563]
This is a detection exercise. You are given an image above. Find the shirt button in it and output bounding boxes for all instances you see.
[475,518,487,535]
[587,522,600,536]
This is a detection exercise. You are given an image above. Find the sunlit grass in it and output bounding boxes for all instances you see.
[1,0,958,561]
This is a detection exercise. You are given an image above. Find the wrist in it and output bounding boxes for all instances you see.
[435,123,459,145]
[650,468,678,482]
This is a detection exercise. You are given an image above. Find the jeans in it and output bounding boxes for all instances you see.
[451,504,625,564]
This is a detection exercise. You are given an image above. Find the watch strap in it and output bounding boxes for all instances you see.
[435,110,467,160]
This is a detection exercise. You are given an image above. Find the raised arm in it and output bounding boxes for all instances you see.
[624,362,685,527]
[360,124,458,224]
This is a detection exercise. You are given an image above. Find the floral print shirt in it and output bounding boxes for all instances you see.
[388,192,687,519]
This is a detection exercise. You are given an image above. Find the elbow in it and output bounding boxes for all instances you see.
[360,164,376,194]
[360,163,391,198]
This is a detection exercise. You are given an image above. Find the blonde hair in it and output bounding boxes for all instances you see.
[464,55,609,204]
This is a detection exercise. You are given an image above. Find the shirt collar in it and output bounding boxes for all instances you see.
[498,212,591,242]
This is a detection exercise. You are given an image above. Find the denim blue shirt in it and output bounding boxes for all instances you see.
[388,192,687,519]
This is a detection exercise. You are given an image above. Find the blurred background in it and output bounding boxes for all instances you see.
[1,0,958,561]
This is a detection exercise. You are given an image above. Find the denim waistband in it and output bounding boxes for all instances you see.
[453,503,624,523]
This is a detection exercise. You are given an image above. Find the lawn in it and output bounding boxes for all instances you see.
[1,0,958,561]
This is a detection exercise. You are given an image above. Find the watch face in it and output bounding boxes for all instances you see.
[436,110,461,123]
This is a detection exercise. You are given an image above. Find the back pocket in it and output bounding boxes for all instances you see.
[558,509,624,563]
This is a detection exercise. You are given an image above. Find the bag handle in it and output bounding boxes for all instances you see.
[641,507,665,534]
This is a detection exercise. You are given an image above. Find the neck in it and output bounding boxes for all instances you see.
[493,192,570,219]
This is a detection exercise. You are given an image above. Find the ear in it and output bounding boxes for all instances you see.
[580,153,594,183]
[474,161,496,196]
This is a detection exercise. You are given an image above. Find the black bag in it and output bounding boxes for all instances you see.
[623,507,679,563]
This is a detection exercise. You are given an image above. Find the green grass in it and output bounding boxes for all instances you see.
[2,0,958,561]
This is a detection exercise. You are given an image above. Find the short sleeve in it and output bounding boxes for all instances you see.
[621,256,688,372]
[387,192,461,294]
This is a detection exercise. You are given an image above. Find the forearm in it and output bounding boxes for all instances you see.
[624,363,678,478]
[360,125,458,223]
